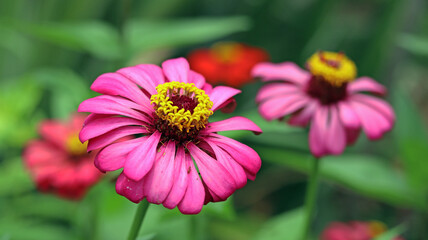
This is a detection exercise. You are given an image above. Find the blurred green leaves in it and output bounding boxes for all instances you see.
[255,146,423,209]
[125,16,250,54]
[14,16,250,61]
[397,34,428,57]
[252,208,305,240]
[18,21,123,60]
[392,83,428,197]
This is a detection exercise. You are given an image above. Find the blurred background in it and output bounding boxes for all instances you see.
[1,0,428,239]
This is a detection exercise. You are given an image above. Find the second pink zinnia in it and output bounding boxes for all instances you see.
[78,57,262,214]
[253,51,395,158]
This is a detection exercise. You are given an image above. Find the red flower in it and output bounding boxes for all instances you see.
[23,114,102,200]
[187,42,269,88]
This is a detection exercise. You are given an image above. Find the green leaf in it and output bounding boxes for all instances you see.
[30,68,91,118]
[257,147,423,208]
[392,86,428,194]
[126,16,251,54]
[374,224,406,240]
[203,197,236,220]
[18,21,122,60]
[252,208,305,240]
[396,34,428,57]
[0,158,33,197]
[0,218,71,240]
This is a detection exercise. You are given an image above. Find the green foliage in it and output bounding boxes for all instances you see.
[374,224,406,240]
[397,34,428,57]
[252,208,305,240]
[125,16,250,55]
[256,147,423,208]
[17,21,123,60]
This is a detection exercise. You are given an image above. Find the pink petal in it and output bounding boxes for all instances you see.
[203,134,261,178]
[324,106,346,155]
[87,126,147,151]
[70,114,87,132]
[202,83,213,94]
[351,94,395,125]
[345,127,361,145]
[338,101,360,129]
[349,100,392,140]
[80,116,144,142]
[84,113,113,125]
[162,57,190,83]
[288,100,318,127]
[94,137,145,172]
[144,141,176,204]
[256,82,300,103]
[204,142,247,189]
[38,121,70,149]
[117,66,159,95]
[187,143,236,200]
[135,64,166,86]
[188,70,206,89]
[178,153,205,214]
[209,86,241,112]
[258,94,309,121]
[117,64,165,95]
[252,62,311,85]
[24,140,66,167]
[202,116,262,135]
[309,106,328,158]
[218,98,237,114]
[116,172,145,203]
[347,77,387,95]
[163,146,188,209]
[78,96,152,122]
[124,131,162,181]
[91,72,150,106]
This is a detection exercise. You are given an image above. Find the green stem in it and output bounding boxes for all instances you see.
[127,200,150,240]
[302,157,321,240]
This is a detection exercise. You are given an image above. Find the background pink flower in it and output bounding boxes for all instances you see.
[79,57,262,214]
[321,221,405,240]
[23,114,102,200]
[253,51,395,158]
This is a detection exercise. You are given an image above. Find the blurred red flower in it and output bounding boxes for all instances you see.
[321,221,405,240]
[187,42,269,88]
[23,114,102,200]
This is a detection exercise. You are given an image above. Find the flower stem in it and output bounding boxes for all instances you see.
[127,199,150,240]
[302,157,321,240]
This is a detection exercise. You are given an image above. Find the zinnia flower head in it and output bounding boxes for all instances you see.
[321,221,405,240]
[188,42,269,88]
[253,51,395,158]
[78,57,262,214]
[23,114,102,200]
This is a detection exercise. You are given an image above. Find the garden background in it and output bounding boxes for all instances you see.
[1,0,428,239]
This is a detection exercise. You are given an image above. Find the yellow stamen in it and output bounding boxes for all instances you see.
[306,51,357,86]
[367,221,387,237]
[212,42,243,63]
[66,134,88,156]
[150,82,213,132]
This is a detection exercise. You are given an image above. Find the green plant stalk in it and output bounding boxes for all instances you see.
[127,199,150,240]
[301,157,321,240]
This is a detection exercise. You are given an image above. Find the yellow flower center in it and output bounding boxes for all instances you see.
[66,134,88,156]
[367,221,387,237]
[150,82,213,133]
[212,42,243,63]
[306,51,357,86]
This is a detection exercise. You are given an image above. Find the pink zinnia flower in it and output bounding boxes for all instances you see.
[253,51,395,157]
[23,114,102,200]
[78,57,262,214]
[321,221,405,240]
